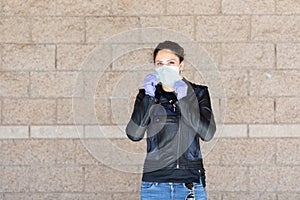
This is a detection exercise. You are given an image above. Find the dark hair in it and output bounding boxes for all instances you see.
[153,41,184,63]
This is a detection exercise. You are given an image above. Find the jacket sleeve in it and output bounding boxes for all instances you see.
[176,84,216,141]
[125,89,156,141]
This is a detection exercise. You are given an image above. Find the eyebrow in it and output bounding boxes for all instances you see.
[155,59,177,62]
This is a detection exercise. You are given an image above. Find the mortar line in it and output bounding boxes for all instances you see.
[220,42,223,71]
[193,15,197,41]
[1,13,300,18]
[28,125,31,138]
[55,98,58,125]
[247,124,250,138]
[109,0,113,16]
[220,0,223,14]
[28,71,32,98]
[274,98,277,124]
[83,16,87,43]
[29,16,34,43]
[248,69,251,96]
[55,0,58,16]
[55,44,57,70]
[274,43,277,69]
[274,0,278,14]
[0,0,3,16]
[249,15,252,42]
[163,0,168,15]
[82,166,86,193]
[0,99,3,125]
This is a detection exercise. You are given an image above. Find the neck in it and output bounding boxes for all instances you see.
[162,84,174,92]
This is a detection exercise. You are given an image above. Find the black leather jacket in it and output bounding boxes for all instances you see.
[126,78,216,181]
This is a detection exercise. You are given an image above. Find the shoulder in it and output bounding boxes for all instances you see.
[137,88,146,99]
[184,79,208,95]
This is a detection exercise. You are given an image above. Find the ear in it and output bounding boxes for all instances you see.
[179,60,185,73]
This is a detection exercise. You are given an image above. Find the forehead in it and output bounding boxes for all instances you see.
[155,49,179,61]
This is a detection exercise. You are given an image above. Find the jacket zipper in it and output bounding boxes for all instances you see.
[175,103,181,169]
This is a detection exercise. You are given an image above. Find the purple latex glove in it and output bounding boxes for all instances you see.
[144,73,159,97]
[174,80,188,100]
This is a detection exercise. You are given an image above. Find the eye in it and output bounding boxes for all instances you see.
[168,61,176,65]
[156,62,163,67]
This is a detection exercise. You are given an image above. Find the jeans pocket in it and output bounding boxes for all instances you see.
[141,181,156,189]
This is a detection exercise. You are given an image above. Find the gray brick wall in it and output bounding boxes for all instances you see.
[0,0,299,199]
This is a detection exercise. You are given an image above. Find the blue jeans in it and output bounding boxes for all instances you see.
[140,178,207,200]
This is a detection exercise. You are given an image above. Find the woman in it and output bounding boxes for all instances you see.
[126,41,216,200]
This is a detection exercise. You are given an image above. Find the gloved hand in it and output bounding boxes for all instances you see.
[174,80,188,100]
[144,73,158,97]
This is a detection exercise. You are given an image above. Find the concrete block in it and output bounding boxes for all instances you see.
[75,139,100,165]
[277,139,300,165]
[113,192,139,200]
[196,16,250,42]
[166,0,220,15]
[1,166,30,192]
[0,72,29,97]
[206,166,248,191]
[56,0,111,16]
[95,98,112,125]
[249,124,300,138]
[32,17,85,43]
[2,99,56,125]
[225,97,274,123]
[276,0,300,14]
[140,16,195,40]
[221,43,274,69]
[278,193,300,200]
[277,43,300,69]
[30,126,83,138]
[2,44,55,71]
[84,165,141,192]
[0,126,28,139]
[220,70,249,97]
[249,70,300,97]
[219,139,276,166]
[216,124,248,138]
[223,192,276,200]
[0,17,31,43]
[3,0,56,16]
[276,97,300,123]
[111,45,153,71]
[56,44,96,70]
[29,166,84,192]
[57,98,74,125]
[251,16,300,42]
[86,17,140,43]
[249,166,278,191]
[112,0,163,16]
[69,98,112,125]
[278,166,300,191]
[30,71,83,98]
[84,125,127,139]
[222,0,275,14]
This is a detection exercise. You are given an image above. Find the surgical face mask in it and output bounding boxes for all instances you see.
[155,65,182,88]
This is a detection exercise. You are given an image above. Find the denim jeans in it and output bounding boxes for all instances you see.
[140,178,207,200]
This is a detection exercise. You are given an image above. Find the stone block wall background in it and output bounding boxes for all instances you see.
[0,0,299,199]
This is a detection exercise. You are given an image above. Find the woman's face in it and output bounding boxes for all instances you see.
[154,49,184,72]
